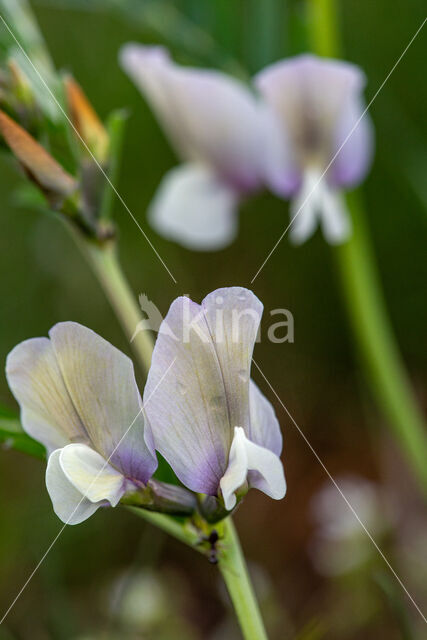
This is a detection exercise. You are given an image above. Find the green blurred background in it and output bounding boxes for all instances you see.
[0,1,426,638]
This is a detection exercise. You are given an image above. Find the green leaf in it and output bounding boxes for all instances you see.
[0,405,46,459]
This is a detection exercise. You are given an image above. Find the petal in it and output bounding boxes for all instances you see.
[59,443,127,505]
[288,168,350,245]
[6,337,86,453]
[329,99,374,188]
[148,164,238,251]
[256,55,370,186]
[144,287,262,495]
[46,448,101,524]
[48,322,157,482]
[288,169,322,244]
[220,427,286,510]
[319,185,351,244]
[120,43,269,190]
[248,379,282,455]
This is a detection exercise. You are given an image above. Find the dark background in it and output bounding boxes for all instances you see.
[0,1,426,638]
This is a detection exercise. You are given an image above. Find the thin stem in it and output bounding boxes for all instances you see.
[306,0,341,57]
[218,519,269,640]
[76,235,154,376]
[128,509,268,640]
[126,507,203,549]
[335,194,427,489]
[306,0,427,491]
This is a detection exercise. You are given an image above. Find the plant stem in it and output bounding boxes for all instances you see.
[306,0,341,57]
[126,507,203,548]
[129,509,268,640]
[77,236,154,376]
[306,0,427,491]
[218,518,268,640]
[335,193,427,489]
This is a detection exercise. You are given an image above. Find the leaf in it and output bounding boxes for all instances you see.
[0,406,45,459]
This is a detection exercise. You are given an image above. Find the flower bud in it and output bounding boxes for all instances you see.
[65,75,109,165]
[0,109,77,208]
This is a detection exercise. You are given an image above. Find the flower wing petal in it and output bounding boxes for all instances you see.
[46,448,101,524]
[148,164,238,250]
[220,427,286,510]
[59,443,126,505]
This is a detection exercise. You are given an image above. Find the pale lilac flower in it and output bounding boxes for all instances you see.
[256,54,374,244]
[119,44,284,251]
[6,322,157,524]
[309,476,393,576]
[143,287,286,510]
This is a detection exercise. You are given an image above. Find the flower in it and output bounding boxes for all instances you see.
[256,54,374,244]
[143,287,286,510]
[6,322,157,524]
[309,476,393,576]
[119,44,283,251]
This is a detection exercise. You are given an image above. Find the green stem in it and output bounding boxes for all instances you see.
[335,194,427,489]
[126,507,202,548]
[76,235,154,376]
[306,0,341,57]
[218,519,268,640]
[306,0,427,491]
[129,509,268,640]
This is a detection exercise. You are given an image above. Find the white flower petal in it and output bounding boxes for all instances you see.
[289,169,322,244]
[59,443,127,505]
[220,427,286,510]
[120,43,268,189]
[288,169,350,245]
[148,164,238,250]
[46,449,101,524]
[319,185,351,244]
[49,322,157,482]
[6,338,86,453]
